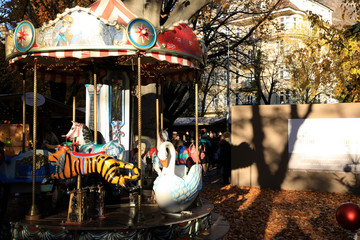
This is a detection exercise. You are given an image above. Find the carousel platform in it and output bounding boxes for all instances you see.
[10,198,229,239]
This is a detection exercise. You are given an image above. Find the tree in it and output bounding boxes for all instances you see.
[306,14,360,102]
[285,44,335,103]
[339,0,360,20]
[280,16,336,104]
[188,0,283,115]
[235,18,285,105]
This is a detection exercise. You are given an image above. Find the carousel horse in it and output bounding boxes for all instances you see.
[66,121,125,161]
[159,129,169,143]
[153,141,202,213]
[46,146,139,187]
[152,129,193,176]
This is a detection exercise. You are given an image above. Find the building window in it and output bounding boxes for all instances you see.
[285,43,290,54]
[285,17,291,30]
[244,72,253,87]
[284,66,291,80]
[236,27,241,37]
[279,40,284,54]
[236,70,240,84]
[214,94,219,108]
[279,66,284,79]
[221,71,227,84]
[280,92,284,104]
[244,95,254,105]
[286,90,290,103]
[221,93,227,107]
[235,93,241,105]
[279,17,285,30]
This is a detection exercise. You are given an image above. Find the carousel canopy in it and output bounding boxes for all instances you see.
[5,0,205,84]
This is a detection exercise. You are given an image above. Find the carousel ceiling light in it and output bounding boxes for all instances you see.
[5,138,11,146]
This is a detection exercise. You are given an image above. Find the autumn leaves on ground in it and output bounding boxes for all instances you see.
[200,172,360,240]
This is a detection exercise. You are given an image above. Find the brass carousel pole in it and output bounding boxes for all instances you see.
[195,80,199,165]
[22,70,26,153]
[26,58,40,220]
[160,83,163,131]
[94,72,98,143]
[137,53,142,207]
[66,80,88,223]
[73,96,81,189]
[156,80,160,147]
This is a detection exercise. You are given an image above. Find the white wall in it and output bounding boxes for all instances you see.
[290,0,332,24]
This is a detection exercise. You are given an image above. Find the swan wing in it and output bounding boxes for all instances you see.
[152,155,162,176]
[170,177,189,202]
[185,164,203,195]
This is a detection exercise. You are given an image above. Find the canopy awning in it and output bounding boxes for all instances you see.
[5,0,205,82]
[173,117,226,126]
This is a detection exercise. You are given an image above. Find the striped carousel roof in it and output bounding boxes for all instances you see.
[87,0,137,25]
[6,0,204,84]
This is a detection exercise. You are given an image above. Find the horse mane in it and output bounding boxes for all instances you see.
[81,124,94,145]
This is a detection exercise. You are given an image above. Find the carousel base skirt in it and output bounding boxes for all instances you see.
[10,198,229,240]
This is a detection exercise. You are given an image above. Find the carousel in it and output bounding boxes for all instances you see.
[3,0,229,239]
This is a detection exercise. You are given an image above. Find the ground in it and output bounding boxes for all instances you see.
[201,169,360,239]
[1,169,360,239]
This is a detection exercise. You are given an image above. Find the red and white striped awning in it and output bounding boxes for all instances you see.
[88,0,137,25]
[9,49,200,69]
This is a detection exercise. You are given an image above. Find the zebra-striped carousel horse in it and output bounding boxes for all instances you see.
[66,121,125,161]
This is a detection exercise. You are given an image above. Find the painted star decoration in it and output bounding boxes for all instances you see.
[17,26,29,46]
[135,24,153,43]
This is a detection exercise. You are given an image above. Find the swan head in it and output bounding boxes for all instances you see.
[157,142,176,169]
[157,148,169,168]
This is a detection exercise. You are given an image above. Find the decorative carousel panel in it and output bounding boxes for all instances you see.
[126,18,157,50]
[14,21,36,52]
[36,11,126,48]
[158,23,203,61]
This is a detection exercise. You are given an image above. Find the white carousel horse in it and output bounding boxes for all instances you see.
[66,121,125,161]
[153,141,202,213]
[159,129,169,143]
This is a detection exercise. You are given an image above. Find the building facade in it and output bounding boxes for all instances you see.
[202,0,334,117]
